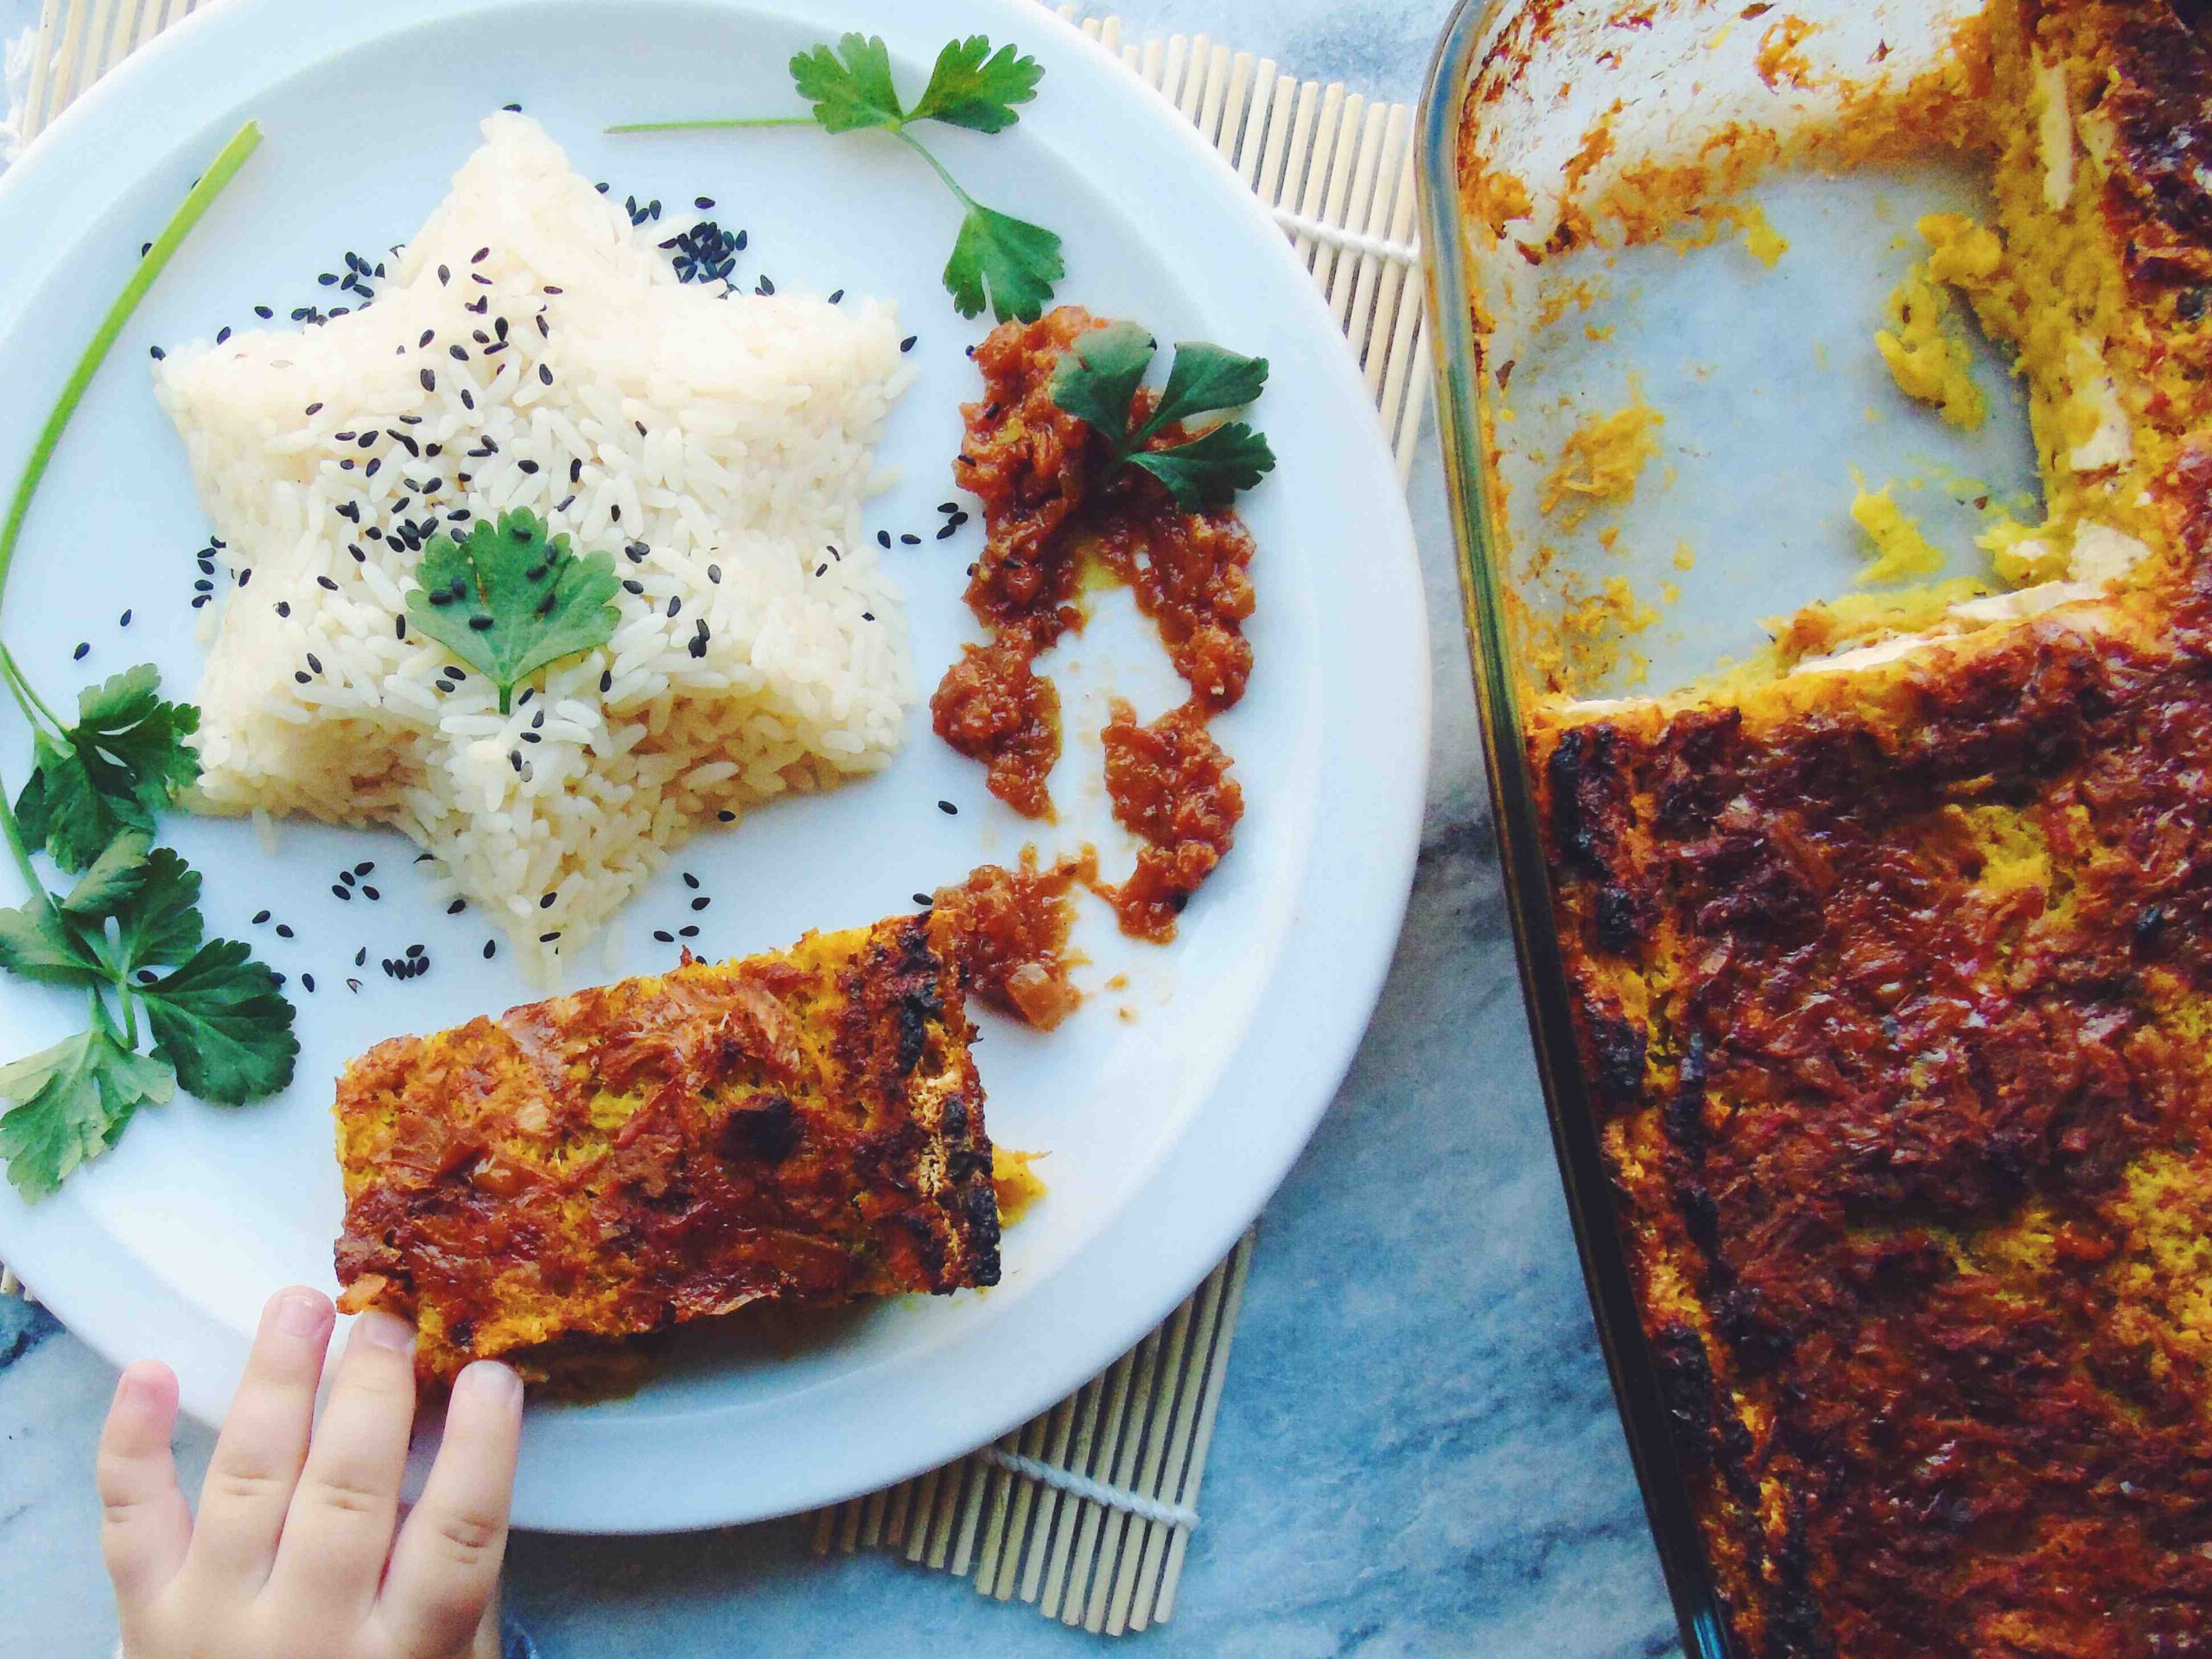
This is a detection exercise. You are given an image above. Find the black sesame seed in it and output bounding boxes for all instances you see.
[900,533,920,545]
[302,974,315,993]
[539,931,560,943]
[447,899,466,915]
[666,596,681,618]
[653,929,675,944]
[420,368,436,391]
[537,363,553,385]
[622,579,643,595]
[276,924,296,938]
[294,671,311,684]
[679,925,700,939]
[938,800,957,815]
[362,887,381,902]
[829,289,844,304]
[716,810,737,823]
[901,335,918,353]
[469,614,494,631]
[73,642,88,661]
[354,948,367,966]
[149,346,165,359]
[690,896,709,911]
[483,940,498,959]
[347,977,363,992]
[332,884,352,900]
[256,305,274,320]
[913,893,933,906]
[252,909,271,925]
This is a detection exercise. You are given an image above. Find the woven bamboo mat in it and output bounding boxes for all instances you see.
[5,0,1430,1635]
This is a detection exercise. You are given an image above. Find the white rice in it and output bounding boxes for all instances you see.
[156,114,914,976]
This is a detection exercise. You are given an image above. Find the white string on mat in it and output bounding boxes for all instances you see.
[976,1445,1201,1531]
[1269,203,1420,268]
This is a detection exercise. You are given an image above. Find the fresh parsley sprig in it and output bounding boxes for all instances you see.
[0,122,299,1201]
[12,664,200,874]
[404,509,621,715]
[610,33,1065,323]
[1049,323,1277,509]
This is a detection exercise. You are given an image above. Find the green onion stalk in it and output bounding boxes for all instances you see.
[0,122,261,910]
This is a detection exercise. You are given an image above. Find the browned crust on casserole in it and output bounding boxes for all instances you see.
[333,915,998,1388]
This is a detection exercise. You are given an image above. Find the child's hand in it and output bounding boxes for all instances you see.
[97,1286,523,1659]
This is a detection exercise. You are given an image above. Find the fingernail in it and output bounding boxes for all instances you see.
[270,1288,331,1338]
[457,1361,522,1407]
[355,1310,416,1353]
[118,1360,173,1403]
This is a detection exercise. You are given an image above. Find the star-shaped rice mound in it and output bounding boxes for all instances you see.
[156,114,914,976]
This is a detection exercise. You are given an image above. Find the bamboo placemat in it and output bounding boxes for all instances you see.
[4,0,1430,1636]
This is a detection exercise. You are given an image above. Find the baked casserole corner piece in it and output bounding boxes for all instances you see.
[333,912,1000,1387]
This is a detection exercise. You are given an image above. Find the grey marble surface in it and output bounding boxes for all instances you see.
[0,1,1685,1653]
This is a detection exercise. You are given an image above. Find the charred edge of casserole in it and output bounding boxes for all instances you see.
[1535,585,2212,1650]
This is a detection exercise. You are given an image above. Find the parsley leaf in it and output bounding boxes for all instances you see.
[14,665,200,873]
[109,848,207,969]
[1147,343,1273,435]
[404,508,621,715]
[1048,328,1278,509]
[613,34,1063,323]
[945,206,1065,324]
[0,843,207,988]
[0,898,102,985]
[1047,322,1155,431]
[1126,422,1277,507]
[0,1026,175,1199]
[909,36,1045,133]
[59,830,155,923]
[791,33,906,131]
[137,938,297,1106]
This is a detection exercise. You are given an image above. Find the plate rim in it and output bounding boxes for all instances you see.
[0,0,1432,1533]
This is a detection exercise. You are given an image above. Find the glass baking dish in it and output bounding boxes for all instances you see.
[1417,3,2012,1653]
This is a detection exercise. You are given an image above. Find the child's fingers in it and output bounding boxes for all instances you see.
[185,1287,334,1594]
[376,1361,522,1657]
[97,1360,192,1614]
[264,1310,420,1618]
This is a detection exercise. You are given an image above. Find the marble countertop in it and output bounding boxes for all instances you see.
[0,1,1683,1653]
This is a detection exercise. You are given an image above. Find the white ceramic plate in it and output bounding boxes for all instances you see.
[0,0,1426,1531]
